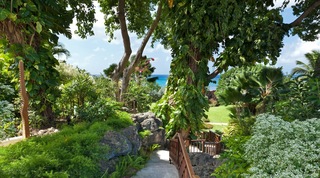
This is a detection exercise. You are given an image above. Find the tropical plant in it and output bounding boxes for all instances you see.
[55,69,98,119]
[216,65,284,117]
[269,51,320,121]
[0,0,96,129]
[292,50,320,79]
[124,79,162,112]
[271,76,320,121]
[153,0,320,138]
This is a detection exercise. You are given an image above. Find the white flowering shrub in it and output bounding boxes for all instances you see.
[244,114,320,178]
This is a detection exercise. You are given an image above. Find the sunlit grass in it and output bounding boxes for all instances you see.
[206,105,233,123]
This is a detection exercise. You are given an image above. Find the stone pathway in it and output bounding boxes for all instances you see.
[0,136,24,147]
[132,150,179,178]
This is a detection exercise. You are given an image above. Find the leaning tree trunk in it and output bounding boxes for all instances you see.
[111,0,162,102]
[19,60,30,138]
[111,0,132,102]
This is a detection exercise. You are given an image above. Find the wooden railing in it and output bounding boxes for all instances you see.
[187,131,223,156]
[169,133,199,178]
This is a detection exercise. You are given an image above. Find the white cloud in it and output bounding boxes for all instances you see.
[145,43,171,55]
[276,37,320,74]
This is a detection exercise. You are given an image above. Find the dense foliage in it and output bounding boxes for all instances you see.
[124,79,163,113]
[0,113,134,178]
[214,52,320,176]
[152,0,320,138]
[270,50,320,120]
[0,0,96,130]
[216,65,284,116]
[244,114,320,177]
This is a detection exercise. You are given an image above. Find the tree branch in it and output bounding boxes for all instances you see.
[289,0,320,27]
[120,1,163,101]
[111,0,132,82]
[207,68,221,80]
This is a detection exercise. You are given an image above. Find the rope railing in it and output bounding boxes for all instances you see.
[169,133,199,178]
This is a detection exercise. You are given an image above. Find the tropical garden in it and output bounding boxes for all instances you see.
[0,0,320,177]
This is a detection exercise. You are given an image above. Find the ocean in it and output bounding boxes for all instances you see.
[151,74,220,91]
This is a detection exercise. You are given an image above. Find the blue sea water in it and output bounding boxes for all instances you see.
[151,74,220,91]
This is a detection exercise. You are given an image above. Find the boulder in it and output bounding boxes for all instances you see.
[142,129,165,148]
[121,126,141,155]
[140,118,162,131]
[189,152,224,178]
[100,131,132,160]
[131,112,166,149]
[99,127,142,175]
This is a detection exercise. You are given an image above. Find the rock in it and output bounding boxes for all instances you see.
[121,126,141,155]
[140,118,162,131]
[99,157,120,175]
[131,112,166,149]
[189,152,224,178]
[132,111,156,124]
[99,127,142,175]
[100,131,132,160]
[142,129,165,149]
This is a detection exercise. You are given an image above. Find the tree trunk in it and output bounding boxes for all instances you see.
[180,46,202,139]
[19,60,30,138]
[119,1,162,101]
[111,0,132,101]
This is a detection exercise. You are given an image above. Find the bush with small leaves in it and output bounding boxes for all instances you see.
[244,114,320,178]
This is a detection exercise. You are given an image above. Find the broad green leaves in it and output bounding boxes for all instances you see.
[0,9,10,21]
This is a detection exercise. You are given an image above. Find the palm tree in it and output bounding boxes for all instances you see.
[291,50,320,79]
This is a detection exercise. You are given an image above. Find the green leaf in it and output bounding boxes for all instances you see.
[8,13,17,21]
[36,22,42,33]
[0,9,10,21]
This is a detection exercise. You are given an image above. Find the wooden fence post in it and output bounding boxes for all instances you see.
[19,60,30,138]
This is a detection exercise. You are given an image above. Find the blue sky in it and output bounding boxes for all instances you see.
[58,1,320,75]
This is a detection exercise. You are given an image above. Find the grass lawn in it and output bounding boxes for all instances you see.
[206,105,234,123]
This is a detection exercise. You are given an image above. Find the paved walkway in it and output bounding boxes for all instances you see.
[0,136,24,147]
[132,150,179,178]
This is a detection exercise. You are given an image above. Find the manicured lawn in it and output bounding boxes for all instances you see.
[206,105,233,123]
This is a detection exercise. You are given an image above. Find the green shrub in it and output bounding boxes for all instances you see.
[78,98,120,122]
[0,101,18,140]
[244,114,320,177]
[213,135,251,177]
[124,79,163,112]
[105,111,133,130]
[0,121,112,178]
